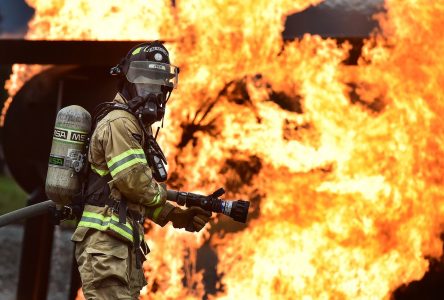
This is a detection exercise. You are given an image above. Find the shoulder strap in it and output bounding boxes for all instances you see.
[78,102,129,201]
[84,172,112,199]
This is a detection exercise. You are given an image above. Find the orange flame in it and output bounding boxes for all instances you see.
[5,0,444,299]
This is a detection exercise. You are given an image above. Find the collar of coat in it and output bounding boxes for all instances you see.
[112,92,154,135]
[114,92,128,104]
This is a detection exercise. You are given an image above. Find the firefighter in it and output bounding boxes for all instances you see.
[71,41,212,299]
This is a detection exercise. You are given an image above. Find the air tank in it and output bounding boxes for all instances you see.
[45,105,91,205]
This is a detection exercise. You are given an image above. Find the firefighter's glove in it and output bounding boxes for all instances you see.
[169,207,212,232]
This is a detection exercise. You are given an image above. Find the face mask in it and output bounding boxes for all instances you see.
[132,83,166,125]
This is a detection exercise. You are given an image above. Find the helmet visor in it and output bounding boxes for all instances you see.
[126,61,179,88]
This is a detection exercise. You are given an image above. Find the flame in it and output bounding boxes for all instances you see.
[4,0,444,299]
[210,1,444,298]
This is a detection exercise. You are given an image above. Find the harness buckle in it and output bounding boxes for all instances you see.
[112,200,120,214]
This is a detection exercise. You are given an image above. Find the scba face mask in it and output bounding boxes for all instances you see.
[134,84,166,125]
[126,61,179,125]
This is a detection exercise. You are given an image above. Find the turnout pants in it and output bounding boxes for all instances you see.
[73,229,147,300]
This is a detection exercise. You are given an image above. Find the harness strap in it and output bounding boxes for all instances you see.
[84,170,147,268]
[85,172,131,224]
[118,199,127,224]
[85,172,112,198]
[128,210,145,269]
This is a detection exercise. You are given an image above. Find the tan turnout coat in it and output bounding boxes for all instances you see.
[72,93,175,298]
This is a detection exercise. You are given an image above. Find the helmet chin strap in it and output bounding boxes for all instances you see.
[153,100,165,141]
[154,88,170,140]
[154,126,160,140]
[161,85,173,103]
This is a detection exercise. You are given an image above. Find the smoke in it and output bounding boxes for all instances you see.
[284,0,382,38]
[321,0,383,12]
[0,0,34,38]
[0,32,27,39]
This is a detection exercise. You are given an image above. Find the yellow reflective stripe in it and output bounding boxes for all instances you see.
[79,211,133,240]
[79,215,133,235]
[110,157,147,177]
[78,221,108,232]
[153,193,163,206]
[109,223,133,241]
[132,47,142,55]
[91,165,109,176]
[107,148,144,168]
[78,220,133,242]
[82,211,133,228]
[144,192,163,207]
[82,211,104,219]
[107,149,147,177]
[152,206,163,221]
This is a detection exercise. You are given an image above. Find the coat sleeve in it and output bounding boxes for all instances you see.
[145,201,176,226]
[101,116,166,208]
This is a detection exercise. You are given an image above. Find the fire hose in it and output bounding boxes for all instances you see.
[0,188,250,227]
[0,200,56,227]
